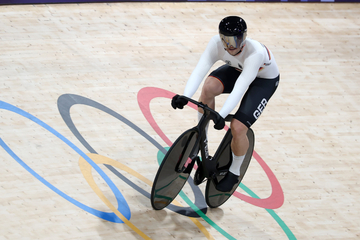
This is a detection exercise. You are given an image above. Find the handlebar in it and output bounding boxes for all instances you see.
[178,95,218,115]
[178,95,233,122]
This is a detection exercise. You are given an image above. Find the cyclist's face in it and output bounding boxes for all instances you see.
[220,34,243,56]
[226,46,241,56]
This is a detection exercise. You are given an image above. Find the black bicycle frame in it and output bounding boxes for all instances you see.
[180,96,233,184]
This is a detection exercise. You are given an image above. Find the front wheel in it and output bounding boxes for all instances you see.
[151,128,198,210]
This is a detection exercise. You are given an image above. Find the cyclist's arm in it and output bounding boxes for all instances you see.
[183,36,220,98]
[218,52,263,119]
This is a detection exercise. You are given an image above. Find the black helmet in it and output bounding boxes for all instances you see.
[219,16,247,49]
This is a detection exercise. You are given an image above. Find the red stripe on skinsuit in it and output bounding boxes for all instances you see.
[264,45,271,60]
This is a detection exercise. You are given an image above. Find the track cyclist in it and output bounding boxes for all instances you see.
[171,16,280,192]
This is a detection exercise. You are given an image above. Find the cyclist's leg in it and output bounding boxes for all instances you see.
[232,75,280,159]
[196,66,228,149]
[198,64,239,112]
[197,76,223,140]
[216,76,280,192]
[198,65,240,132]
[230,119,249,157]
[198,76,223,112]
[215,119,248,192]
[193,76,221,185]
[230,119,249,174]
[193,66,230,185]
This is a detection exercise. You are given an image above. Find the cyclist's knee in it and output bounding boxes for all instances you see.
[201,76,223,99]
[230,119,248,139]
[230,120,249,155]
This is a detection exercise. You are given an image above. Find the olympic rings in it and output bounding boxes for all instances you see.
[0,99,213,239]
[0,88,294,239]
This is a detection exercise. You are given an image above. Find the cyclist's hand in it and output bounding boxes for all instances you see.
[171,94,188,109]
[214,115,225,130]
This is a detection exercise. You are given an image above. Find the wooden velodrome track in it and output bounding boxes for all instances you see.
[1,2,359,239]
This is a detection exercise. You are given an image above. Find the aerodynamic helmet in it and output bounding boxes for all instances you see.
[219,16,247,49]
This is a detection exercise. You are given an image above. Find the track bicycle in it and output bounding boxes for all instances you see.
[150,96,255,210]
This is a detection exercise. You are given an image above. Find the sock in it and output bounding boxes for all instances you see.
[229,153,245,176]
